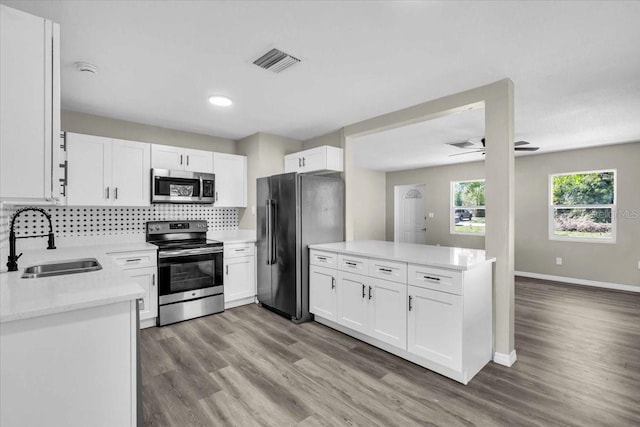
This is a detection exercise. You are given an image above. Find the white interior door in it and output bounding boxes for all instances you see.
[394,184,427,243]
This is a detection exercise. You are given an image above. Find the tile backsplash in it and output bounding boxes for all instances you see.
[0,203,238,248]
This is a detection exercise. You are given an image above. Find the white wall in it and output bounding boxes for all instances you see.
[386,142,640,288]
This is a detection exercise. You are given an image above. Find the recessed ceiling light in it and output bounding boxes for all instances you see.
[208,96,233,107]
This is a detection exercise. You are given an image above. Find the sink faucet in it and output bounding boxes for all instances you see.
[7,207,56,272]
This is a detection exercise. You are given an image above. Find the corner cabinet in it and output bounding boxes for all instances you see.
[213,153,247,207]
[0,5,63,204]
[284,145,343,174]
[223,243,256,309]
[309,248,493,385]
[66,133,150,206]
[151,144,213,173]
[108,249,158,329]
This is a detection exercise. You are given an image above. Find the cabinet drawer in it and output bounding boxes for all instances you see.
[338,254,368,274]
[108,250,157,269]
[224,243,254,259]
[407,264,462,295]
[309,250,337,268]
[369,258,407,283]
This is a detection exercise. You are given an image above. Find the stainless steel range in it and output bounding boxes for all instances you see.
[146,220,224,326]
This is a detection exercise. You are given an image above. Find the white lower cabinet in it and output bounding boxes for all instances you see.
[337,271,369,334]
[309,265,337,321]
[223,243,256,309]
[309,247,492,385]
[408,285,462,370]
[108,249,158,328]
[368,277,407,349]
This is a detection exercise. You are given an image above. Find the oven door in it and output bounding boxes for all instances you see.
[158,250,223,304]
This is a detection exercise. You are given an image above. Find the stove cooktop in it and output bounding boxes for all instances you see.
[151,239,223,251]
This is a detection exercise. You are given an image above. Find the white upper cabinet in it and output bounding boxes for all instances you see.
[213,153,247,207]
[284,145,343,174]
[151,144,213,173]
[66,133,150,206]
[0,5,62,203]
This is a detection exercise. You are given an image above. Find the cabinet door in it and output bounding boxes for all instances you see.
[151,144,183,170]
[284,153,301,173]
[368,277,407,350]
[123,266,157,324]
[224,256,256,302]
[300,147,326,173]
[337,271,368,334]
[184,148,213,173]
[309,265,337,321]
[111,139,150,206]
[0,6,58,202]
[213,153,247,207]
[66,133,112,206]
[408,285,462,370]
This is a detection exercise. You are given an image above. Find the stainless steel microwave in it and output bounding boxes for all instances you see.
[151,169,215,204]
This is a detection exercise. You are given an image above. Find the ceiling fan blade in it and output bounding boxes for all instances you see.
[514,146,540,151]
[514,140,530,146]
[448,149,485,157]
[447,140,474,149]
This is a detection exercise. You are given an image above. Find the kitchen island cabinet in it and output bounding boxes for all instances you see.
[309,240,495,385]
[0,243,147,427]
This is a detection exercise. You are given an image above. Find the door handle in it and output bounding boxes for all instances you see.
[302,157,305,167]
[187,155,189,166]
[408,295,413,311]
[114,187,118,200]
[225,265,229,275]
[368,286,372,300]
[199,176,203,200]
[106,186,110,199]
[298,158,302,168]
[362,284,365,298]
[180,154,183,165]
[331,276,335,289]
[152,274,155,286]
[266,200,272,265]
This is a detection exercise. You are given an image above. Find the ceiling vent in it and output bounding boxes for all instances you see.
[253,48,300,73]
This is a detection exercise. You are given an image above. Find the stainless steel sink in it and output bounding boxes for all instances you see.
[21,258,103,279]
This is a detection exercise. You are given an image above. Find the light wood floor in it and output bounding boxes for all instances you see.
[140,277,640,426]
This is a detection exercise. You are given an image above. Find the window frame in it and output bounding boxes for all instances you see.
[450,179,486,236]
[548,168,617,244]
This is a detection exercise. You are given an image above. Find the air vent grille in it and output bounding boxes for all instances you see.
[253,48,300,73]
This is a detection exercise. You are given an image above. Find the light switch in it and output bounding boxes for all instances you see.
[428,212,434,218]
[251,205,256,215]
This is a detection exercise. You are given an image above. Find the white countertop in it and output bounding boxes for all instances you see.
[207,229,256,244]
[0,241,155,323]
[309,240,495,271]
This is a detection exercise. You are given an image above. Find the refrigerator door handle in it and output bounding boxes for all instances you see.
[270,201,277,264]
[266,199,272,265]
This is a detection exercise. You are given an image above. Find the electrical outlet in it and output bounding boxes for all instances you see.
[556,257,563,266]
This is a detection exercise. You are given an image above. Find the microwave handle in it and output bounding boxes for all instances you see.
[199,176,203,201]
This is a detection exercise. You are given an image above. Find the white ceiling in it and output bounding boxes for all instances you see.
[4,1,640,171]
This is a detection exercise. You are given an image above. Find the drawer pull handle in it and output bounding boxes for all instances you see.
[408,295,413,311]
[317,256,327,261]
[126,258,142,262]
[362,284,366,298]
[234,248,245,252]
[379,268,392,273]
[423,275,441,282]
[346,261,357,267]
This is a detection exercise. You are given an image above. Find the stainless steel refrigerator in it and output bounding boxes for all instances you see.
[257,172,344,322]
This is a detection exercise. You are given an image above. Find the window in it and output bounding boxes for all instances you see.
[451,179,485,235]
[549,169,616,243]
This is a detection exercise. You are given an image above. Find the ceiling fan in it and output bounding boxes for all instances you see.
[447,138,539,156]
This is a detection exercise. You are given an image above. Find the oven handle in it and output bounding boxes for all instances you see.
[158,247,222,259]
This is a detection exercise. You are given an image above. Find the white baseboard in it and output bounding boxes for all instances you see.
[515,271,639,293]
[224,296,256,310]
[493,350,517,367]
